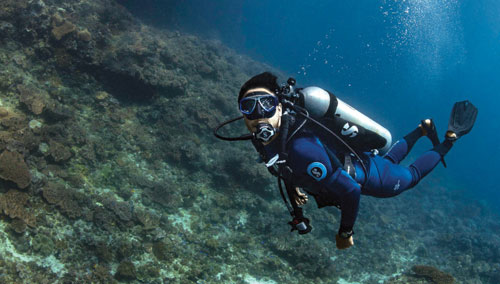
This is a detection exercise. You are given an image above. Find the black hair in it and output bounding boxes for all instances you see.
[238,72,280,103]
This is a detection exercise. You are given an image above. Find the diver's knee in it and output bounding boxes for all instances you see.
[409,165,422,187]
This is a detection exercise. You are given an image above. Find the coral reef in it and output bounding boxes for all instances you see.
[18,85,47,115]
[42,181,86,219]
[0,151,31,188]
[0,189,36,228]
[386,265,456,284]
[412,265,455,284]
[51,13,77,41]
[115,260,137,281]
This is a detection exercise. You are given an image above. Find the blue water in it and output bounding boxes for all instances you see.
[121,0,500,207]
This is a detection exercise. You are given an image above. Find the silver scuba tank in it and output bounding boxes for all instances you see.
[298,86,392,154]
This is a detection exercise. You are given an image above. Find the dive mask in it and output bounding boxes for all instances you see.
[239,92,279,120]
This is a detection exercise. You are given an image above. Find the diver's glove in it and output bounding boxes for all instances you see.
[336,228,354,249]
[335,233,354,250]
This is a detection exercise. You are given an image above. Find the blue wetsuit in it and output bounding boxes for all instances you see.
[263,130,443,232]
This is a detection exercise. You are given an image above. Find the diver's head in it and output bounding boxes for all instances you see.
[240,87,282,135]
[238,72,282,144]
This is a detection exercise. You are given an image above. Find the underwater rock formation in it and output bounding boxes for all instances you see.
[0,150,31,188]
[386,265,456,284]
[18,85,47,115]
[115,260,137,281]
[42,181,85,219]
[412,265,455,284]
[0,189,36,229]
[51,13,77,41]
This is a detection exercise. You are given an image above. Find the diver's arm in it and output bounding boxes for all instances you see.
[318,167,361,239]
[319,169,359,250]
[288,136,360,248]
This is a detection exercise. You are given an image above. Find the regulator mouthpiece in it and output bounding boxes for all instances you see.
[254,123,277,142]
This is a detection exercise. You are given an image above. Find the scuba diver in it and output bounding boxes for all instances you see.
[214,72,478,250]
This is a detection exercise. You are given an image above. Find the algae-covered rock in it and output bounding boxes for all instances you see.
[51,14,76,41]
[77,28,92,42]
[137,262,160,280]
[0,189,35,227]
[29,119,42,129]
[412,265,455,284]
[0,107,9,117]
[32,233,54,257]
[41,181,84,219]
[92,264,116,284]
[136,208,160,230]
[104,199,133,222]
[152,240,176,261]
[38,142,49,154]
[0,111,27,131]
[115,260,137,281]
[9,218,27,234]
[95,242,114,263]
[18,85,46,115]
[95,91,109,101]
[0,150,31,188]
[48,140,72,162]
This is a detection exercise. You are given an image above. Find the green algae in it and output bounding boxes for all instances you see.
[32,233,54,257]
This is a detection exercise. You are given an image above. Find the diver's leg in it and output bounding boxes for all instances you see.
[405,150,443,186]
[432,139,453,160]
[363,149,443,198]
[364,100,477,198]
[384,119,439,165]
[401,139,455,191]
[383,125,422,164]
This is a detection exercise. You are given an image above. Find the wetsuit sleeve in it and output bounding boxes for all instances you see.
[288,136,361,232]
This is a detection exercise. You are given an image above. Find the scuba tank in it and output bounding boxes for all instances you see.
[297,86,392,154]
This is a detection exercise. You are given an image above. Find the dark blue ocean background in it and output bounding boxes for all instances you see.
[121,0,500,212]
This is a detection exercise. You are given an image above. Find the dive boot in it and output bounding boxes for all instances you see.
[421,119,446,167]
[446,100,478,141]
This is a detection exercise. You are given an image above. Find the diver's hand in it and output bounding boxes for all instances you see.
[335,234,354,250]
[294,187,308,205]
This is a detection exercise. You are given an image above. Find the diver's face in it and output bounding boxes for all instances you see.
[241,88,282,134]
